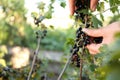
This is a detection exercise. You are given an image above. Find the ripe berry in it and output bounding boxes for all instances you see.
[35,31,39,35]
[73,44,77,49]
[43,30,47,34]
[36,35,39,38]
[86,23,90,28]
[76,62,80,67]
[86,40,90,44]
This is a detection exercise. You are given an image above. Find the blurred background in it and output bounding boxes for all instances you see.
[0,0,77,79]
[0,0,120,80]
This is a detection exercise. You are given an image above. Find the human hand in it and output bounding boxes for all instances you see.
[82,21,120,55]
[68,0,99,15]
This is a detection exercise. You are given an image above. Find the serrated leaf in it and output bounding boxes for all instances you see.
[60,2,66,8]
[44,11,52,19]
[109,0,119,13]
[99,2,105,11]
[92,15,102,28]
[79,9,88,14]
[37,1,45,10]
[66,38,74,46]
[31,12,38,18]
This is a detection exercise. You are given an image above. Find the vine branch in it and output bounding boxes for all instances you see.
[95,4,120,16]
[57,53,73,80]
[27,37,41,80]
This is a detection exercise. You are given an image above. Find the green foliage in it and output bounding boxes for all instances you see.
[0,0,120,80]
[109,0,120,13]
[0,0,27,46]
[92,15,103,28]
[60,2,66,8]
[37,1,55,19]
[40,27,75,51]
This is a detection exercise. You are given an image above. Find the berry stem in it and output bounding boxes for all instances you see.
[57,53,73,80]
[27,37,41,80]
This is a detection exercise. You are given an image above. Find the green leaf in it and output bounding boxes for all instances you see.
[79,9,88,14]
[92,15,102,28]
[109,0,119,13]
[51,0,55,3]
[99,2,105,11]
[66,38,74,46]
[49,25,54,29]
[37,1,45,10]
[100,13,104,21]
[60,2,66,8]
[31,12,38,18]
[44,11,52,19]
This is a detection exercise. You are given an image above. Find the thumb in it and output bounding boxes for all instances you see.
[82,28,103,37]
[86,43,102,54]
[90,0,99,11]
[68,0,75,15]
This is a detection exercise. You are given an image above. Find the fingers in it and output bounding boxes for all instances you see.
[90,0,99,11]
[82,28,104,37]
[68,0,98,15]
[68,0,75,15]
[86,43,102,55]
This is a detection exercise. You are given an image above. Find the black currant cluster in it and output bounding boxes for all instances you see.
[71,0,91,68]
[34,15,47,39]
[34,16,45,26]
[71,0,102,68]
[35,30,47,39]
[0,65,28,79]
[71,27,91,67]
[75,0,90,23]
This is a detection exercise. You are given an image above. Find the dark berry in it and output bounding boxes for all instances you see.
[76,63,80,67]
[86,23,90,28]
[75,38,79,42]
[75,47,79,52]
[36,35,39,38]
[86,40,90,44]
[43,30,47,34]
[83,42,87,46]
[35,31,39,35]
[3,67,9,71]
[76,27,82,33]
[76,34,80,38]
[43,33,46,37]
[41,36,44,39]
[73,44,77,49]
[78,27,82,31]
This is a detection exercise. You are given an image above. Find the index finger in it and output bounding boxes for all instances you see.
[68,0,75,15]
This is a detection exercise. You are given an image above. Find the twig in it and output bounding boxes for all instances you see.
[95,4,120,16]
[80,59,83,80]
[57,54,72,80]
[27,37,41,80]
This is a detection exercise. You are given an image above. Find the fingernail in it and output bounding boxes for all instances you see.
[91,6,96,11]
